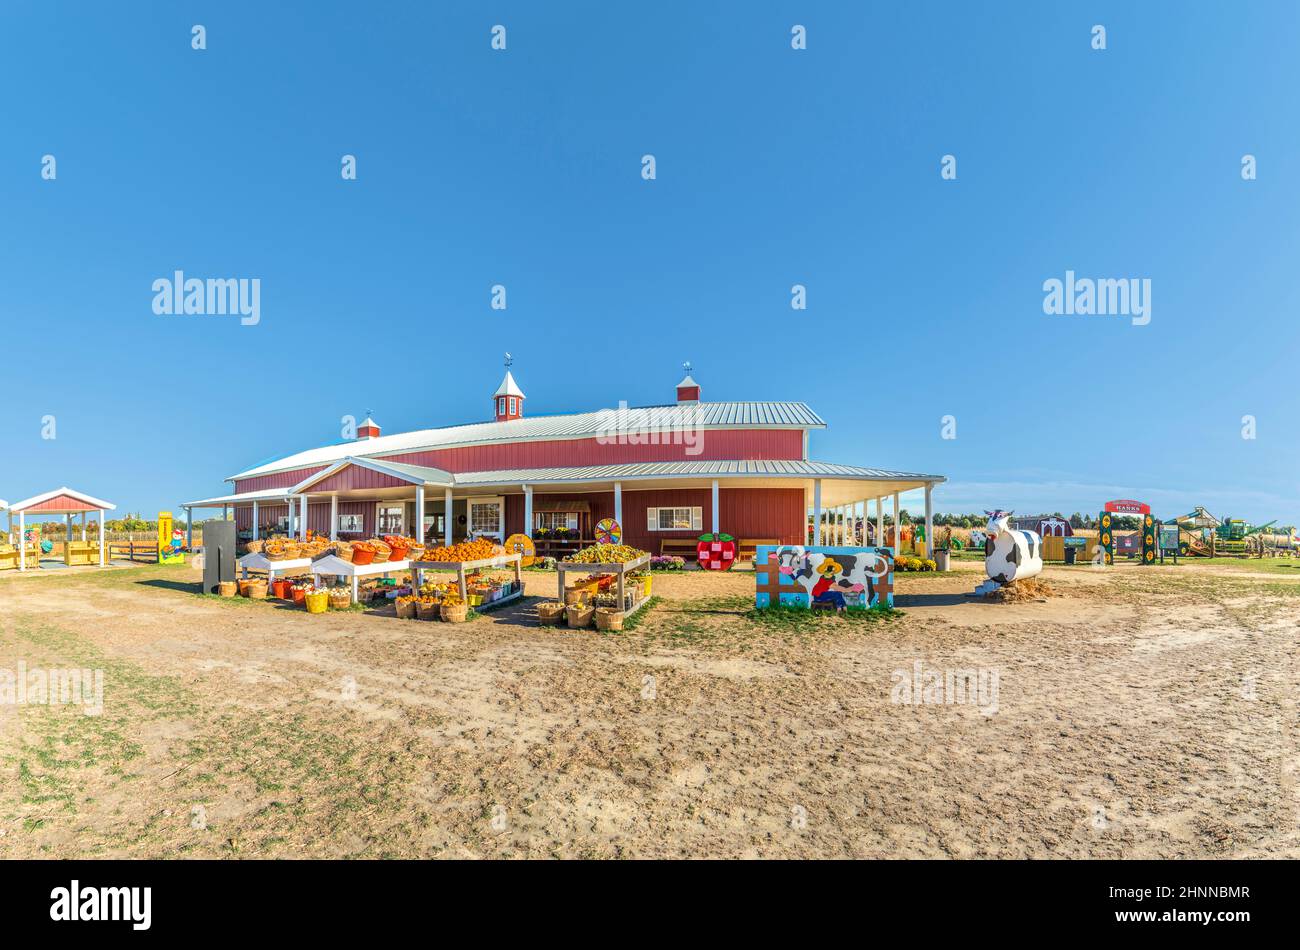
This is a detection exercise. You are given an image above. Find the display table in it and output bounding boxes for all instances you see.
[310,555,412,604]
[410,553,522,608]
[238,553,313,582]
[555,553,651,619]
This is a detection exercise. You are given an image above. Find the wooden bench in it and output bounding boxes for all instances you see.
[659,539,699,559]
[737,538,780,563]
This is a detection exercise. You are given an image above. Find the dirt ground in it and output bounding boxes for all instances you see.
[1,557,1298,859]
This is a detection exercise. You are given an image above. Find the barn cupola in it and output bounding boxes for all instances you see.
[676,362,700,404]
[356,413,381,440]
[494,354,525,422]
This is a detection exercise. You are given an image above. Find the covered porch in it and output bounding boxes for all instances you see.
[2,487,117,571]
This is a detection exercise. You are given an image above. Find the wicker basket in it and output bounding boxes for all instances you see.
[245,540,264,554]
[371,540,392,563]
[564,588,590,606]
[440,602,469,623]
[566,604,594,629]
[217,580,238,597]
[328,589,352,609]
[237,578,252,597]
[335,542,354,563]
[537,601,565,625]
[594,607,624,632]
[416,601,439,621]
[247,579,269,600]
[396,599,417,620]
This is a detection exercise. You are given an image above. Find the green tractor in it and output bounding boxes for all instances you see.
[1215,517,1249,556]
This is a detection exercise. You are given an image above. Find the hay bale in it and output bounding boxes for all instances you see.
[983,578,1055,603]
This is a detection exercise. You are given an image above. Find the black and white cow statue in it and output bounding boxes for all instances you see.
[975,509,1043,596]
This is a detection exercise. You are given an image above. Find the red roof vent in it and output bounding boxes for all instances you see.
[356,415,381,440]
[676,364,699,404]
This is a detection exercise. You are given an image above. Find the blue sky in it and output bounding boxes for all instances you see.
[2,1,1296,526]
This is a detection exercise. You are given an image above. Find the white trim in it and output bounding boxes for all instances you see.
[467,495,505,539]
[290,456,455,494]
[374,500,406,536]
[6,486,116,513]
[645,506,703,531]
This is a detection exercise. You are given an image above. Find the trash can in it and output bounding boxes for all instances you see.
[1063,546,1077,566]
[935,549,950,572]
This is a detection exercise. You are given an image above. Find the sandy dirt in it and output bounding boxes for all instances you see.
[1,557,1297,859]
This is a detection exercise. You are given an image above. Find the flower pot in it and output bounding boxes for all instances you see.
[305,591,329,614]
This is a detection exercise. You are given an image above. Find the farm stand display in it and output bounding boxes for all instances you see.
[182,365,945,574]
[555,546,651,622]
[410,551,523,610]
[311,553,414,605]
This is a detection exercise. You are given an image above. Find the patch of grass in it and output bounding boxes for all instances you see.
[743,600,901,629]
[616,596,661,633]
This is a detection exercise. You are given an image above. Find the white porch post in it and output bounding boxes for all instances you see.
[251,500,259,541]
[65,514,72,548]
[711,479,719,534]
[614,481,623,527]
[98,509,105,566]
[329,495,338,541]
[18,511,25,571]
[924,484,933,558]
[523,485,533,537]
[81,511,87,541]
[893,491,901,551]
[415,486,425,543]
[812,479,823,546]
[300,495,309,539]
[876,496,884,546]
[444,488,453,546]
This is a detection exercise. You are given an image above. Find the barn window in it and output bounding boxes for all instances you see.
[646,506,702,531]
[497,397,506,416]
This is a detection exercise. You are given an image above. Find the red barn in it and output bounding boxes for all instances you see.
[184,369,946,555]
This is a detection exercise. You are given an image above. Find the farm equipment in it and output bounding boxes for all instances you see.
[1214,518,1249,557]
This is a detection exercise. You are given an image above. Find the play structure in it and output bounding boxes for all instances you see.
[1,487,116,571]
[974,510,1043,595]
[1164,507,1294,558]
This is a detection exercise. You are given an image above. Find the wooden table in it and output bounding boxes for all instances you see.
[310,555,413,604]
[410,553,523,609]
[555,553,650,618]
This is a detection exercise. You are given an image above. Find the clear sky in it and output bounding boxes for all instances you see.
[2,2,1296,526]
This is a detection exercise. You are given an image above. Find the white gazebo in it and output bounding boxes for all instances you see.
[5,487,117,571]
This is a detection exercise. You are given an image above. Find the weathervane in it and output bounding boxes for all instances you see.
[682,360,692,374]
[504,352,513,368]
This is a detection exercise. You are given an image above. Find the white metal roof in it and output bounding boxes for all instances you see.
[6,487,117,512]
[183,487,298,508]
[227,401,827,481]
[493,371,525,398]
[451,459,945,487]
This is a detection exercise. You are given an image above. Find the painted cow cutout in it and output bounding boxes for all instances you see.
[976,509,1043,595]
[769,545,891,610]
